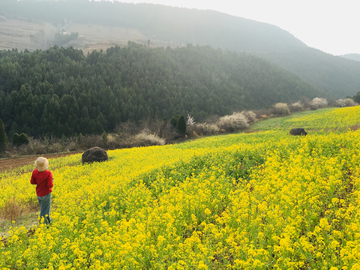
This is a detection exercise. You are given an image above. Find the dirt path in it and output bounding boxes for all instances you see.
[0,152,80,172]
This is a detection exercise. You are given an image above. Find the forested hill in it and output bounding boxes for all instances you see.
[1,0,360,99]
[0,44,322,138]
[0,0,306,53]
[259,48,360,98]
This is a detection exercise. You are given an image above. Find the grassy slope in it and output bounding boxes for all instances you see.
[251,107,360,133]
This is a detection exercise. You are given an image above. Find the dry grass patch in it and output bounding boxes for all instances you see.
[0,200,39,237]
[0,197,23,221]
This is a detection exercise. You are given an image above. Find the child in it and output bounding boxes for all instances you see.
[30,157,54,224]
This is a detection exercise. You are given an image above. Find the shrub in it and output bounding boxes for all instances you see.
[289,102,303,112]
[335,98,356,107]
[186,123,220,137]
[170,115,179,128]
[11,133,19,144]
[15,136,66,155]
[66,141,78,152]
[12,133,29,146]
[201,123,220,135]
[19,133,29,145]
[116,121,140,136]
[101,131,108,143]
[242,111,257,123]
[26,138,47,154]
[217,112,249,132]
[77,133,83,145]
[160,124,180,141]
[311,97,328,109]
[252,109,269,119]
[135,131,165,146]
[299,97,311,109]
[272,103,290,116]
[204,115,220,124]
[80,134,104,149]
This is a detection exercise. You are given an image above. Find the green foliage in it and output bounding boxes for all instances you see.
[0,45,321,138]
[176,115,186,135]
[0,118,7,152]
[251,107,360,133]
[170,115,186,136]
[101,131,108,143]
[1,0,360,100]
[11,133,29,146]
[170,116,180,129]
[53,32,79,47]
[77,133,83,145]
[11,133,19,145]
[353,91,360,104]
[258,48,360,98]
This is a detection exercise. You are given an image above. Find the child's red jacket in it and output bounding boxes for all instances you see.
[30,169,53,197]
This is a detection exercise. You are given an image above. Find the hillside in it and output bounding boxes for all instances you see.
[0,44,323,138]
[0,0,306,53]
[1,107,360,268]
[257,48,360,99]
[1,0,360,100]
[340,53,360,62]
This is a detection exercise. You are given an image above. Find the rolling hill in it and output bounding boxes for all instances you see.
[0,44,323,137]
[1,1,360,99]
[258,48,360,98]
[0,0,306,53]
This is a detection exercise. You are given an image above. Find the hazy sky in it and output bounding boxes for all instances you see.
[111,0,359,56]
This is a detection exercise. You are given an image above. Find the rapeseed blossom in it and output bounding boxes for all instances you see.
[1,106,360,269]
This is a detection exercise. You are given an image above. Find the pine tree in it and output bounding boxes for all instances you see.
[176,115,186,136]
[170,115,186,137]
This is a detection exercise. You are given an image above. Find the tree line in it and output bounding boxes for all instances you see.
[0,43,322,138]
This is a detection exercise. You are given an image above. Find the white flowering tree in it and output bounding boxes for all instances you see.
[311,97,328,109]
[187,114,195,126]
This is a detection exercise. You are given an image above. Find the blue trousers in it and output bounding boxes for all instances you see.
[37,193,52,224]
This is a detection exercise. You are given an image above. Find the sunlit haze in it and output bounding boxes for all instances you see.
[106,0,360,56]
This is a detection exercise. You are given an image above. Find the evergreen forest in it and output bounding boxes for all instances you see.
[0,43,322,138]
[0,0,305,53]
[1,0,360,99]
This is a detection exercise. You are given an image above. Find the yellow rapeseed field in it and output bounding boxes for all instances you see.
[1,106,360,269]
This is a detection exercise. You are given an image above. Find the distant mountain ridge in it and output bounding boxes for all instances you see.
[259,48,360,98]
[340,53,360,62]
[0,0,306,53]
[1,0,360,99]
